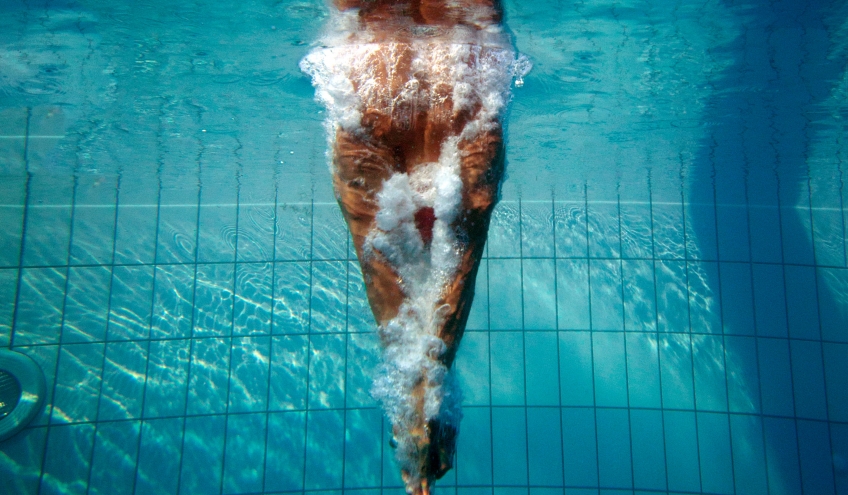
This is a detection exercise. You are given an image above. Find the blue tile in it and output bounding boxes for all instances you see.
[233,262,272,336]
[14,267,65,345]
[61,266,111,343]
[346,332,379,408]
[490,332,525,406]
[69,203,117,266]
[0,190,24,268]
[304,409,344,490]
[311,203,348,261]
[527,407,563,487]
[22,204,72,267]
[659,334,694,410]
[652,202,686,260]
[812,207,846,267]
[347,261,375,332]
[797,420,835,495]
[269,335,308,411]
[143,339,190,418]
[784,265,820,340]
[489,202,521,258]
[716,204,750,262]
[525,332,559,406]
[107,265,154,341]
[555,202,588,258]
[729,414,768,495]
[758,337,795,417]
[522,259,556,330]
[455,332,490,406]
[236,203,275,262]
[818,267,848,343]
[135,418,182,495]
[687,261,722,334]
[466,262,489,331]
[0,426,46,495]
[748,206,783,263]
[556,259,590,330]
[687,203,718,261]
[725,336,761,414]
[781,205,815,266]
[489,259,523,330]
[150,264,195,340]
[456,407,493,486]
[697,412,734,495]
[264,412,307,492]
[664,410,700,493]
[492,407,528,486]
[275,203,312,261]
[752,263,788,338]
[51,343,104,424]
[186,337,230,415]
[592,332,627,408]
[228,336,270,413]
[692,334,728,412]
[114,205,158,265]
[596,408,631,489]
[719,262,755,335]
[40,424,95,495]
[625,333,661,408]
[0,269,15,347]
[630,409,666,491]
[87,421,141,495]
[763,417,802,495]
[621,260,656,332]
[344,408,382,489]
[192,263,235,337]
[559,332,594,407]
[790,340,828,420]
[310,261,347,333]
[831,424,848,495]
[589,260,623,331]
[521,202,555,258]
[156,205,198,264]
[197,204,238,263]
[223,413,266,495]
[587,201,620,259]
[273,261,310,334]
[561,408,598,487]
[823,343,848,422]
[179,415,226,494]
[654,261,688,333]
[308,333,346,409]
[619,202,653,260]
[98,341,147,421]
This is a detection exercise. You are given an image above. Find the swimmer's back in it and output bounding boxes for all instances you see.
[334,0,503,28]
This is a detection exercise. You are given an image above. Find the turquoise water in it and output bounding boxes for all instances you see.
[1,0,847,494]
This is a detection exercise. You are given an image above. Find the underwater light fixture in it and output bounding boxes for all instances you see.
[0,349,47,442]
[301,1,529,493]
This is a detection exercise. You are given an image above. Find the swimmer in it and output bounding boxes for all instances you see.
[301,2,528,493]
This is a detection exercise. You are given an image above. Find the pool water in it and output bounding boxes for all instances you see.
[1,0,847,494]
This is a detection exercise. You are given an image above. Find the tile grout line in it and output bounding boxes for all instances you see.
[9,106,32,350]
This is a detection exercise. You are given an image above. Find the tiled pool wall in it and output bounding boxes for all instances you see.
[1,103,847,494]
[2,0,848,493]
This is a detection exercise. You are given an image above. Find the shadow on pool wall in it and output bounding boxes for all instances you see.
[686,1,848,494]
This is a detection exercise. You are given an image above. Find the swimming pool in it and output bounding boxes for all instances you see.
[0,0,846,494]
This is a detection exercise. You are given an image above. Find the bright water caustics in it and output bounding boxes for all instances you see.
[301,1,529,492]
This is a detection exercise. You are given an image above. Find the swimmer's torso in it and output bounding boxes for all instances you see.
[332,0,505,43]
